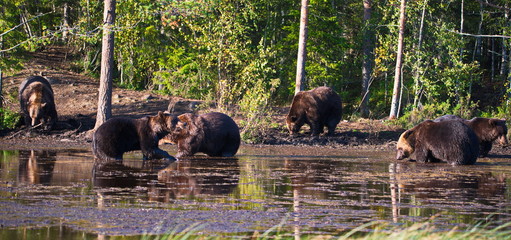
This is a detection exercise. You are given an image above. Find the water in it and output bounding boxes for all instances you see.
[1,145,510,238]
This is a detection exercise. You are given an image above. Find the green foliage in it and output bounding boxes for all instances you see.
[2,0,511,122]
[236,45,280,143]
[395,96,478,129]
[0,108,20,130]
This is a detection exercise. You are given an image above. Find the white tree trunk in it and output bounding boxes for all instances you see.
[94,0,116,129]
[389,0,406,119]
[295,0,310,95]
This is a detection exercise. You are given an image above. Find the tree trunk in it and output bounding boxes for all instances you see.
[94,0,116,129]
[62,2,69,40]
[360,0,373,118]
[502,4,509,79]
[412,0,427,108]
[0,36,3,108]
[389,0,406,119]
[295,0,310,95]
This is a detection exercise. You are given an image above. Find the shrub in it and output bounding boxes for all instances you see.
[0,108,20,130]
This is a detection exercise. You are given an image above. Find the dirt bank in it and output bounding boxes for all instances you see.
[0,46,402,151]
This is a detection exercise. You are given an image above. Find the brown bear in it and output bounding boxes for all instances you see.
[165,112,240,158]
[92,111,177,161]
[396,120,479,165]
[434,115,508,157]
[286,86,342,136]
[18,76,58,130]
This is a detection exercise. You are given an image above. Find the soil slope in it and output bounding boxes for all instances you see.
[1,46,403,150]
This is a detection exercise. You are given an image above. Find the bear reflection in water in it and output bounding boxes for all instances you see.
[18,150,57,185]
[92,157,239,202]
[391,164,507,202]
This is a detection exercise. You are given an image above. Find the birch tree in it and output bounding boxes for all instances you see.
[389,0,406,119]
[94,0,116,129]
[295,0,310,95]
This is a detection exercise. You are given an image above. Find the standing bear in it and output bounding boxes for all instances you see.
[18,76,58,130]
[434,115,508,157]
[286,86,342,136]
[92,111,177,161]
[165,112,240,158]
[396,120,479,165]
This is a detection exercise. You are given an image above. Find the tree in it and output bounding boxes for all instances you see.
[389,0,406,119]
[295,0,310,95]
[360,0,374,118]
[94,0,116,129]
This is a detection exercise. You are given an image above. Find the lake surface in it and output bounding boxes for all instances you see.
[1,145,510,238]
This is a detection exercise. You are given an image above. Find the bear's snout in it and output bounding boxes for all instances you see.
[396,149,406,160]
[498,135,509,146]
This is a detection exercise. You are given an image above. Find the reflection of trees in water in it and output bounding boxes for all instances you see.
[389,163,508,222]
[92,158,239,202]
[18,150,57,185]
[152,158,239,202]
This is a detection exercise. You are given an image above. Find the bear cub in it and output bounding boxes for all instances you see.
[286,86,342,136]
[396,120,479,165]
[93,111,177,161]
[166,112,240,158]
[435,115,508,157]
[18,76,58,130]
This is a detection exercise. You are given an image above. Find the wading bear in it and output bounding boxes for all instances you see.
[286,86,342,136]
[396,120,479,165]
[92,111,177,161]
[18,76,58,130]
[166,112,240,158]
[435,115,508,157]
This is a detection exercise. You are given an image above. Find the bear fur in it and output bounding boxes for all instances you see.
[396,120,479,165]
[434,115,508,157]
[92,111,177,161]
[166,112,240,158]
[286,86,342,136]
[18,76,58,130]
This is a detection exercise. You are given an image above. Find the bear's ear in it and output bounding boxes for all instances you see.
[489,118,502,126]
[157,111,164,117]
[402,129,413,139]
[177,113,192,123]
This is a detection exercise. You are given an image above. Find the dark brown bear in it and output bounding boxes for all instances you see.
[18,76,58,130]
[92,111,177,161]
[286,86,342,136]
[435,115,508,157]
[396,120,479,165]
[166,112,240,158]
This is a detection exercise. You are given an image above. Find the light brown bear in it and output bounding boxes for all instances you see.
[396,120,479,165]
[18,76,58,130]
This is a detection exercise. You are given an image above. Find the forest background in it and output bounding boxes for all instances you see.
[1,0,511,141]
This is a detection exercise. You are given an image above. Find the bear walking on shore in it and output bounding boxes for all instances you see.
[165,112,240,158]
[92,111,177,161]
[434,115,508,157]
[396,120,479,165]
[18,76,58,130]
[286,86,342,136]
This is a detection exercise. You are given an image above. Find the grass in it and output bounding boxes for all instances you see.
[133,220,511,240]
